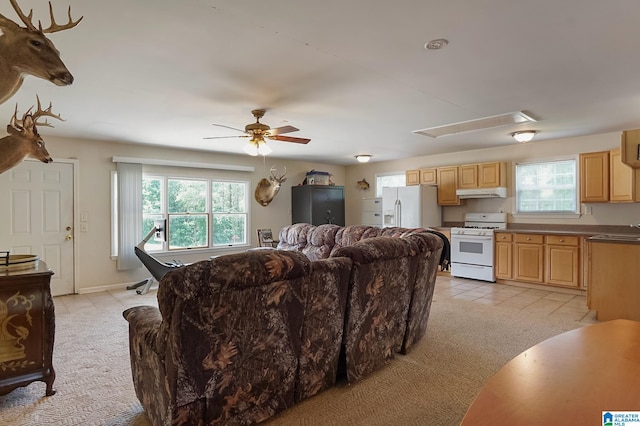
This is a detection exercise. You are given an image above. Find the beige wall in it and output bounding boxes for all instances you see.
[345,131,640,227]
[20,130,640,293]
[43,135,345,293]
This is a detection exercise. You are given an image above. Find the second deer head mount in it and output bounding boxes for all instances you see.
[0,0,83,105]
[0,96,63,174]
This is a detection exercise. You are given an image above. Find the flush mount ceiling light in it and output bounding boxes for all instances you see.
[413,111,537,138]
[355,154,372,163]
[511,130,538,143]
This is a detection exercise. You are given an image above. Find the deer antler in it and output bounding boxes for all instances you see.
[9,96,63,131]
[9,0,37,31]
[8,0,82,33]
[270,165,287,181]
[39,2,83,33]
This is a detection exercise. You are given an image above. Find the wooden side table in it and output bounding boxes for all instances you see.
[461,319,640,425]
[0,261,56,396]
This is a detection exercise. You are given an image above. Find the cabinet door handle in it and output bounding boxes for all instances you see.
[559,239,564,242]
[526,237,531,241]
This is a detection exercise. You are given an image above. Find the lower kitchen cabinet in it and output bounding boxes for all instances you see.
[545,235,580,287]
[495,233,513,280]
[496,232,583,289]
[513,234,545,284]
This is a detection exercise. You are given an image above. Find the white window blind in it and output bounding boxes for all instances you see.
[117,162,142,270]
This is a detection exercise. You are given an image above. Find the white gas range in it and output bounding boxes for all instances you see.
[450,213,507,282]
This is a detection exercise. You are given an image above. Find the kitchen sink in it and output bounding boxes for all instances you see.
[589,234,640,242]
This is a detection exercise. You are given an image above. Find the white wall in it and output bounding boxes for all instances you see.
[345,132,640,227]
[42,135,345,293]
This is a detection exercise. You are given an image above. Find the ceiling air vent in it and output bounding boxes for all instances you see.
[413,111,537,138]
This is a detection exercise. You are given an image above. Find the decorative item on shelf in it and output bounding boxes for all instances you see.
[357,178,370,190]
[511,130,537,143]
[355,154,372,163]
[254,166,286,206]
[305,170,330,185]
[256,228,278,248]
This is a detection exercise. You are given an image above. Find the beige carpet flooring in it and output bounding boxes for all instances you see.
[0,289,589,426]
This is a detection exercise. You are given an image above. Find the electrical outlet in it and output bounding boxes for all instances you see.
[80,223,89,232]
[80,212,89,222]
[583,204,592,215]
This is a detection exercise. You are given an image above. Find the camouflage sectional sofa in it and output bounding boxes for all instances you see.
[123,224,443,425]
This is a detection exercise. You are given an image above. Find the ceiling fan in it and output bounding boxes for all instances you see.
[204,109,310,156]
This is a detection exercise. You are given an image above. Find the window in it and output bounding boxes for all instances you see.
[142,175,249,251]
[515,158,577,213]
[375,172,406,197]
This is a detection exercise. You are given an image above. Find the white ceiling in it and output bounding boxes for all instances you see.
[3,0,640,165]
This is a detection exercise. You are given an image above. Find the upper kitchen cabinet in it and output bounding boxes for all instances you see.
[437,166,461,206]
[610,148,640,202]
[580,149,640,203]
[458,162,506,189]
[406,169,420,186]
[406,168,438,186]
[420,168,438,185]
[621,129,640,169]
[580,151,610,202]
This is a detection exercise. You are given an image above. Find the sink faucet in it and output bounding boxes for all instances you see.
[631,224,640,230]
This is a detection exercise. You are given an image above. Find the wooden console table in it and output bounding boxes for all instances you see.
[0,261,56,396]
[461,319,640,425]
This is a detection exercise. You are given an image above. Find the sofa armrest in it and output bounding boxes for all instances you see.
[123,306,163,354]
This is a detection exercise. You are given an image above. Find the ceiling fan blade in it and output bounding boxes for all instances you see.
[211,123,247,134]
[203,135,250,140]
[270,135,311,144]
[269,125,300,136]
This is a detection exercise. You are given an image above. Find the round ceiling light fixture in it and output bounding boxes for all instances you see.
[424,39,449,50]
[511,130,538,143]
[355,154,372,163]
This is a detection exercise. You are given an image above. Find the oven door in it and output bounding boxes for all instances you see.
[450,233,494,266]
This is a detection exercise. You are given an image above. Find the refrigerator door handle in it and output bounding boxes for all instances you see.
[396,199,401,227]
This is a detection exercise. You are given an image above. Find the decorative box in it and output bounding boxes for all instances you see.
[306,170,330,185]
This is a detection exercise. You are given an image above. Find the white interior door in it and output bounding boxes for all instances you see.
[0,160,75,296]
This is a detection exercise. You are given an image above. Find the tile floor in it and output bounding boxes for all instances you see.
[53,275,599,325]
[435,274,598,324]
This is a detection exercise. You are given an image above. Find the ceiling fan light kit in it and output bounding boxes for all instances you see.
[511,130,538,143]
[355,154,372,163]
[206,109,310,156]
[243,137,273,156]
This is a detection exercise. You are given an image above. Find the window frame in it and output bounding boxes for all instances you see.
[375,171,406,197]
[512,156,581,218]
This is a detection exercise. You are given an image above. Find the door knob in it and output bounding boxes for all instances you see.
[66,226,72,231]
[65,235,72,241]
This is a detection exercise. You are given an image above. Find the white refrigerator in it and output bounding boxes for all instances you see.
[382,186,441,228]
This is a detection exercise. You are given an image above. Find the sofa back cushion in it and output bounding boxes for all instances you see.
[277,223,314,252]
[330,225,383,257]
[302,224,341,261]
[157,250,310,423]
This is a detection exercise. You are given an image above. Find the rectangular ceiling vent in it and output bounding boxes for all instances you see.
[413,111,537,138]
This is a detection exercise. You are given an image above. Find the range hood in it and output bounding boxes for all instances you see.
[456,187,507,199]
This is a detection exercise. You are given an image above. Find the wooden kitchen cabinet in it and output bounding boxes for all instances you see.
[588,240,640,321]
[436,166,461,206]
[580,149,640,203]
[610,148,640,202]
[621,129,640,169]
[405,169,420,186]
[545,235,580,287]
[494,232,513,280]
[580,151,610,203]
[420,168,437,185]
[513,233,544,284]
[458,162,505,189]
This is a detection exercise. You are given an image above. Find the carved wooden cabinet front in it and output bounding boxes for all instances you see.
[0,261,55,396]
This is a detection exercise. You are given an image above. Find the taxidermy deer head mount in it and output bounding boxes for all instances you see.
[0,0,83,104]
[254,166,287,207]
[0,96,63,174]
